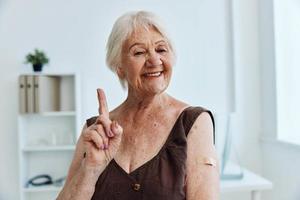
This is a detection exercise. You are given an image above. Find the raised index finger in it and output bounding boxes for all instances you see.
[97,88,109,116]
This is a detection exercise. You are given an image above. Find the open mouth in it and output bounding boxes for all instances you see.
[142,71,163,77]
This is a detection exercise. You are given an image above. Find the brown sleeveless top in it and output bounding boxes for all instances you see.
[86,106,215,200]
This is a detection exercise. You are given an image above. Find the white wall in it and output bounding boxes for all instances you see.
[273,0,300,143]
[259,0,300,199]
[262,142,300,199]
[230,0,262,173]
[0,0,264,199]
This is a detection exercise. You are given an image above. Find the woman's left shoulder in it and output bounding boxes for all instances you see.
[181,105,214,122]
[184,105,213,114]
[184,105,215,144]
[169,97,214,128]
[170,96,213,116]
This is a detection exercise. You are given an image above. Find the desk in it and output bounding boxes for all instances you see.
[220,166,272,200]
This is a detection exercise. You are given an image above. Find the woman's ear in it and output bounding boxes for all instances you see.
[116,66,125,79]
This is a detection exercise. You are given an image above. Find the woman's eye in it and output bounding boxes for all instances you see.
[156,49,167,53]
[134,51,145,56]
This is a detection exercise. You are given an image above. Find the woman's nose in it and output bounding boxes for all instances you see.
[145,52,162,67]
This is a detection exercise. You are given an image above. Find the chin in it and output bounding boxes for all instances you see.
[145,83,169,96]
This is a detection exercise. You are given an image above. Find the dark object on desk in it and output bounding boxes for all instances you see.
[26,174,52,187]
[26,174,66,187]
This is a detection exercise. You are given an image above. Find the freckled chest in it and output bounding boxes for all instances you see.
[122,114,171,149]
[116,112,176,171]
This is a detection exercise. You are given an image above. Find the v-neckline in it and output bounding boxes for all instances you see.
[112,106,192,177]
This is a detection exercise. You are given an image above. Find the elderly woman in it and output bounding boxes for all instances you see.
[57,11,219,200]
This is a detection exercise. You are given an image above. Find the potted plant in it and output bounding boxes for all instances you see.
[25,49,49,72]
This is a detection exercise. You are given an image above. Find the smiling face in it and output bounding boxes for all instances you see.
[119,26,174,96]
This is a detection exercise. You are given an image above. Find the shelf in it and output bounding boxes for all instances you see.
[20,111,76,117]
[40,111,76,116]
[23,185,62,193]
[18,73,80,200]
[22,145,75,152]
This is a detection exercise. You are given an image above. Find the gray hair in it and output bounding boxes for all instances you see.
[106,11,176,88]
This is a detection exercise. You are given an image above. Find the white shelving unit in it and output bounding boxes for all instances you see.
[18,73,81,200]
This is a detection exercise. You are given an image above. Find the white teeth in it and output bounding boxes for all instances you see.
[144,72,162,77]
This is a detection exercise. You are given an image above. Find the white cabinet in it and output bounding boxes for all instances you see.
[18,73,81,200]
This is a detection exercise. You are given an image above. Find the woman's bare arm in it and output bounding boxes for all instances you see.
[186,112,220,200]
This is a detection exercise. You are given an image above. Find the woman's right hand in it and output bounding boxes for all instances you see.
[81,88,123,170]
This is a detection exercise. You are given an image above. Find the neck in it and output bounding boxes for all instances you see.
[122,87,170,112]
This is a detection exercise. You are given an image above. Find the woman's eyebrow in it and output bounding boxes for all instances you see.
[155,40,166,44]
[129,40,166,50]
[129,43,145,50]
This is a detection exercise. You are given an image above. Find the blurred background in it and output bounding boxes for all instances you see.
[0,0,299,199]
